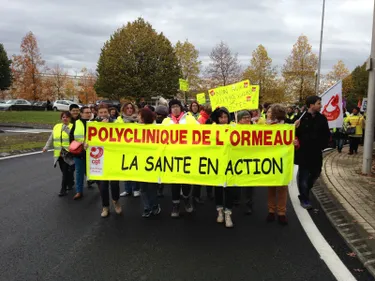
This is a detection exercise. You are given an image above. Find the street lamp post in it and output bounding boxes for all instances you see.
[316,0,326,95]
[362,0,375,175]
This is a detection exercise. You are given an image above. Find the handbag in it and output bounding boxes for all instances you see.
[69,140,83,155]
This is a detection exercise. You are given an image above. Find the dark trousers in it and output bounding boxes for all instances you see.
[349,136,360,153]
[192,185,201,199]
[58,157,74,192]
[140,182,159,211]
[297,166,321,201]
[99,181,120,207]
[171,184,191,203]
[215,187,234,210]
[244,187,254,207]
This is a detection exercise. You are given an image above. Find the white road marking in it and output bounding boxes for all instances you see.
[0,150,53,160]
[2,129,52,134]
[290,165,357,281]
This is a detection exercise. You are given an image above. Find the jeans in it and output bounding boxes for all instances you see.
[74,157,85,194]
[215,187,234,210]
[297,166,321,201]
[99,181,120,207]
[140,182,159,211]
[171,184,191,203]
[335,138,344,152]
[125,181,140,193]
[349,137,360,153]
[58,157,74,192]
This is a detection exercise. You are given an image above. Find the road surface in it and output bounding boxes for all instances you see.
[0,152,373,281]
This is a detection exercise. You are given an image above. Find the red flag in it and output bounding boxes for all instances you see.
[358,99,362,108]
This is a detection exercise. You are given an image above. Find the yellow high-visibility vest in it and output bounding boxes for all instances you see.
[53,123,73,159]
[74,119,85,142]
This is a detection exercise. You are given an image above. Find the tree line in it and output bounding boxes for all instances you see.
[0,17,369,108]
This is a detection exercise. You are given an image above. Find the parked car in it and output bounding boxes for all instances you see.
[96,100,121,110]
[53,100,82,111]
[0,99,31,111]
[31,101,53,111]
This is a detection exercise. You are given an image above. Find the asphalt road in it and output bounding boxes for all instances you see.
[0,153,373,281]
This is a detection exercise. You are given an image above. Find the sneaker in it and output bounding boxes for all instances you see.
[142,210,152,218]
[58,189,67,197]
[171,203,180,218]
[66,186,73,191]
[120,191,131,197]
[194,197,204,205]
[152,204,161,216]
[224,210,234,228]
[113,200,122,214]
[266,213,275,222]
[301,200,313,210]
[184,198,194,213]
[101,207,109,218]
[278,215,288,225]
[133,190,141,197]
[216,208,224,223]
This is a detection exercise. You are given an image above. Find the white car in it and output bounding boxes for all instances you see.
[53,100,81,111]
[0,99,31,111]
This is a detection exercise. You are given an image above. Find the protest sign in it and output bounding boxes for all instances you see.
[86,123,295,187]
[196,93,206,105]
[208,80,259,112]
[321,80,343,129]
[179,79,189,91]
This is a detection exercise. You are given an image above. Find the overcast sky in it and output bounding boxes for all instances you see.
[0,0,373,76]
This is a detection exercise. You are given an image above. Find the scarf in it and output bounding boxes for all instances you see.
[171,112,185,124]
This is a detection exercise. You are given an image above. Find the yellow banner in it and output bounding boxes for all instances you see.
[196,93,206,105]
[86,123,295,186]
[209,80,259,112]
[179,78,189,91]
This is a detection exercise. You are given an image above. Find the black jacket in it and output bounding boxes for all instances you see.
[295,112,330,168]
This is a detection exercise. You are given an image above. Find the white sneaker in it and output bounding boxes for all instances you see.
[225,210,234,228]
[113,201,122,215]
[133,190,141,197]
[120,191,131,197]
[101,207,109,218]
[216,208,224,223]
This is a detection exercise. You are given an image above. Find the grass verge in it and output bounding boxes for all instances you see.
[0,132,50,153]
[0,111,61,125]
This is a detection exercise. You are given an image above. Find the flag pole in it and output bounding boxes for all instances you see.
[316,0,326,95]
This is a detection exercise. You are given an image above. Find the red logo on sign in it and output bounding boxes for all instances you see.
[244,81,249,88]
[252,87,256,92]
[90,147,104,159]
[322,94,340,121]
[246,96,251,101]
[209,90,215,96]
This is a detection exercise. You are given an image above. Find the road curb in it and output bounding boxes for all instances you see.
[313,150,375,278]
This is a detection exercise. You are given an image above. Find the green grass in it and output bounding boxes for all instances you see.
[0,132,50,153]
[0,111,61,125]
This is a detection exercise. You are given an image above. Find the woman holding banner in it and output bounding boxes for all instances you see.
[137,108,162,218]
[210,107,235,228]
[265,104,290,225]
[162,99,198,218]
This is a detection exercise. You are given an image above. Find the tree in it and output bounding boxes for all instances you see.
[11,31,45,101]
[350,63,368,104]
[0,43,12,99]
[174,39,202,94]
[242,44,277,102]
[79,67,97,104]
[49,64,68,99]
[282,35,318,104]
[65,79,77,100]
[95,18,181,100]
[207,41,241,86]
[326,60,350,82]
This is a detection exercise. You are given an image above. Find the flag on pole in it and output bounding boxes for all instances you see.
[357,99,362,108]
[320,80,343,129]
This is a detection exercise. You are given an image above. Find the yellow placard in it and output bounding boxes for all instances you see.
[179,78,189,91]
[196,93,206,105]
[209,80,259,112]
[86,122,295,186]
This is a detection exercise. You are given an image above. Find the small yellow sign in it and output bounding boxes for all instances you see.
[179,79,189,91]
[209,80,259,112]
[196,93,206,105]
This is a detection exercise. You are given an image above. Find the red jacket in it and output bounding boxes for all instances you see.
[198,111,209,124]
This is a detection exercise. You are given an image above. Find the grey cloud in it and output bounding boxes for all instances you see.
[0,0,372,76]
